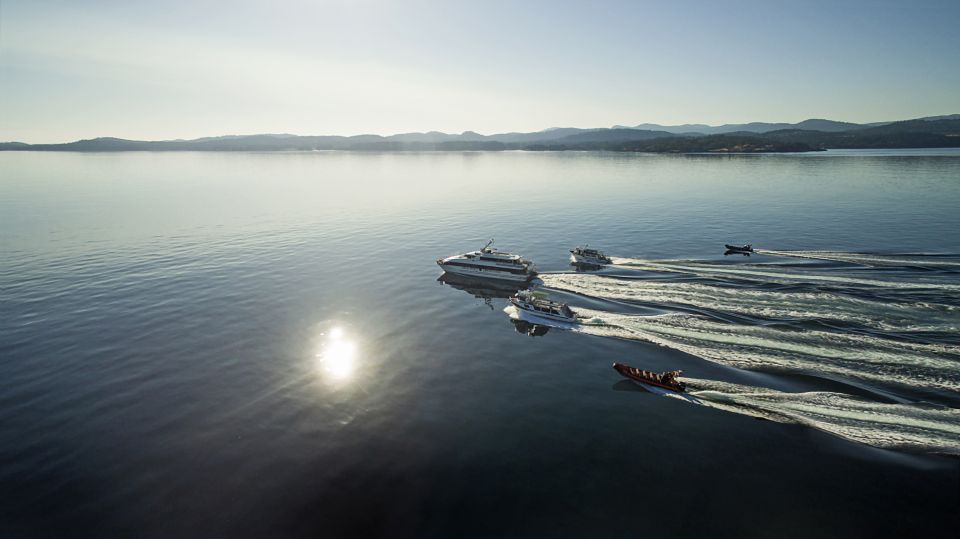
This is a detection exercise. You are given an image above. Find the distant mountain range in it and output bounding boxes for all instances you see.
[618,114,960,134]
[2,115,959,153]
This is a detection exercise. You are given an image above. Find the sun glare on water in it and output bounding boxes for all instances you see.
[317,326,357,382]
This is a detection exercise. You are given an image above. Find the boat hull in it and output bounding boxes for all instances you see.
[512,304,578,324]
[439,263,534,282]
[570,253,610,265]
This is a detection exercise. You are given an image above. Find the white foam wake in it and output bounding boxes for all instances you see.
[575,309,960,392]
[542,273,960,333]
[609,257,960,291]
[755,249,960,269]
[681,378,960,455]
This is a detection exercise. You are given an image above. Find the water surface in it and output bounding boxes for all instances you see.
[2,149,959,537]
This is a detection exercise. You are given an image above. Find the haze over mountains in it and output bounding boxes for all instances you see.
[2,115,959,153]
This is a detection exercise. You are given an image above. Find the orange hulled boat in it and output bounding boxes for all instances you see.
[613,363,686,392]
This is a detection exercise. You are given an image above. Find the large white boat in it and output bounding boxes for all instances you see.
[570,245,612,265]
[509,290,578,323]
[437,240,536,282]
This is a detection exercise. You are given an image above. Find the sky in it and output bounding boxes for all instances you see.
[1,0,959,143]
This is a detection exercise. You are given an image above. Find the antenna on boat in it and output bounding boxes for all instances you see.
[483,238,494,252]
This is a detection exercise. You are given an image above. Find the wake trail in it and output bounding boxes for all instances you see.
[541,273,960,334]
[575,308,960,393]
[609,257,960,291]
[755,249,960,269]
[679,378,960,455]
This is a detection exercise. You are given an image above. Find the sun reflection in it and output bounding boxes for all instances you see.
[317,326,357,383]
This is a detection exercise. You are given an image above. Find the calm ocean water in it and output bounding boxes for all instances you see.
[2,149,959,537]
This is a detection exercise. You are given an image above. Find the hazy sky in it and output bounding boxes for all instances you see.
[2,0,959,142]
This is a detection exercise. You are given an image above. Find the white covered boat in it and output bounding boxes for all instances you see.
[509,290,578,323]
[437,240,536,282]
[570,245,612,265]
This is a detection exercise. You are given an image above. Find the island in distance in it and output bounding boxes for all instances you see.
[2,114,958,154]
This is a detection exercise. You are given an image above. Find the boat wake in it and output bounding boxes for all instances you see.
[608,257,960,292]
[754,249,960,270]
[575,308,960,393]
[541,273,960,335]
[679,378,960,455]
[541,249,960,455]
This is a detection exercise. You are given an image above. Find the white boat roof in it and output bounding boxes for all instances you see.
[471,249,522,259]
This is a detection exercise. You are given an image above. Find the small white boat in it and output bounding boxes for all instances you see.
[437,239,536,282]
[570,245,612,265]
[509,290,578,323]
